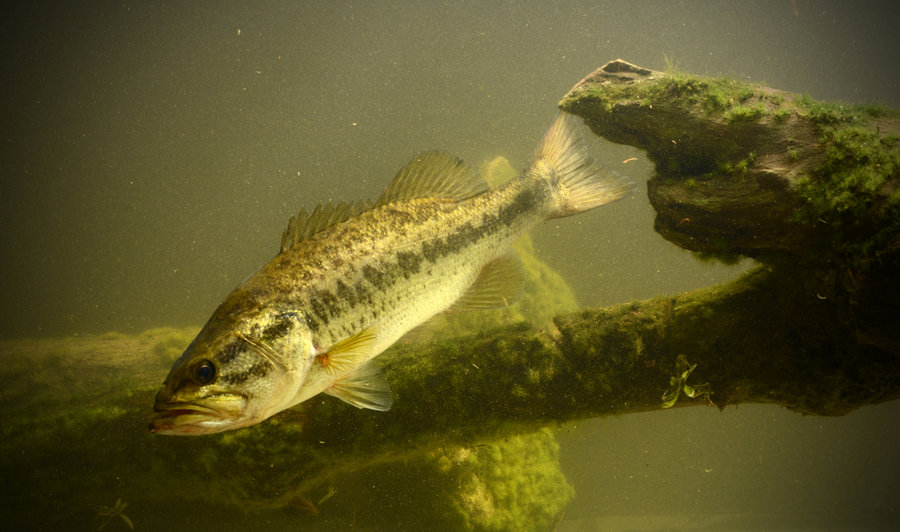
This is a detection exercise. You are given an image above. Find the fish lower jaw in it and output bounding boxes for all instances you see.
[149,410,235,435]
[149,401,246,436]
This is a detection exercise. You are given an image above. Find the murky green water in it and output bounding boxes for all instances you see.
[3,1,899,530]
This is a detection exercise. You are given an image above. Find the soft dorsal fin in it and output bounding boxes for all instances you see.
[447,251,525,312]
[376,150,490,207]
[280,200,372,253]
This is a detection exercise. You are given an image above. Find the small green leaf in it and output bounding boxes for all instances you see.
[661,389,680,408]
[119,513,134,530]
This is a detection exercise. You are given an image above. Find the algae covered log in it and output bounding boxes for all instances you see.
[314,266,900,452]
[560,59,900,263]
[560,59,900,357]
[6,264,899,528]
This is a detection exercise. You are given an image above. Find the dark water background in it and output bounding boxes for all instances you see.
[3,1,899,530]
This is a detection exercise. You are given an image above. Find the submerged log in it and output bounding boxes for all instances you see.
[8,265,898,527]
[561,59,900,261]
[560,59,900,356]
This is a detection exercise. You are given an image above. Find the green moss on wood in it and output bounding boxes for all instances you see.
[560,59,900,269]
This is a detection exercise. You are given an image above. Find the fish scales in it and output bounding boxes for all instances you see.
[150,112,634,435]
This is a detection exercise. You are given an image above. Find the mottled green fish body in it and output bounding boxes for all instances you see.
[150,112,632,435]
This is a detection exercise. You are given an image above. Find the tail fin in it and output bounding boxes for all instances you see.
[528,111,635,218]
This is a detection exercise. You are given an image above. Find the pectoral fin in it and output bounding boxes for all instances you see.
[317,326,377,375]
[324,360,393,411]
[447,251,525,312]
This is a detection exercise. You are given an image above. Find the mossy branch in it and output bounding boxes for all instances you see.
[306,265,900,456]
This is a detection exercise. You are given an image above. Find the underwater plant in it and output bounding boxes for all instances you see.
[94,498,133,531]
[661,354,712,408]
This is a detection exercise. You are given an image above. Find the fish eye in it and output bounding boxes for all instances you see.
[191,359,216,385]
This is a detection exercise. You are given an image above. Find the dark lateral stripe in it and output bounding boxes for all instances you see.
[382,186,539,285]
[307,185,542,328]
[310,298,329,324]
[336,280,357,307]
[396,251,422,278]
[362,264,384,286]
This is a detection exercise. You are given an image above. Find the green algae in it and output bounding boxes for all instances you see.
[797,127,899,217]
[724,103,766,123]
[566,67,780,125]
[789,104,900,266]
[437,430,573,531]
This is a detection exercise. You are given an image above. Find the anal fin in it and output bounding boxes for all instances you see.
[324,360,393,411]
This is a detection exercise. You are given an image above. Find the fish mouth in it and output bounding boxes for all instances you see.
[149,397,247,436]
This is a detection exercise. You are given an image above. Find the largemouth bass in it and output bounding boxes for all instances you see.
[150,112,633,435]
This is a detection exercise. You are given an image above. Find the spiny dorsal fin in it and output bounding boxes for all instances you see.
[376,150,489,207]
[280,199,372,253]
[447,251,525,312]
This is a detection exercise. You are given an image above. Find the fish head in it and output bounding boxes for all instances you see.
[149,309,313,435]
